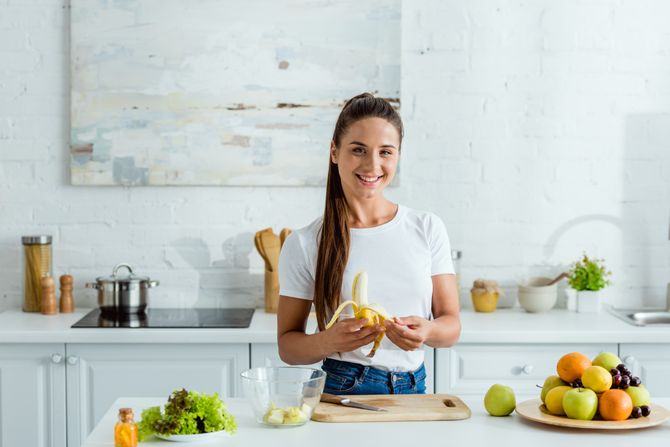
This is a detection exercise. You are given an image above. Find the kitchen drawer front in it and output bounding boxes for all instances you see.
[619,343,670,397]
[251,343,435,394]
[434,343,618,396]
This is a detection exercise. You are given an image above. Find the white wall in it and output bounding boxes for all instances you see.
[1,0,669,312]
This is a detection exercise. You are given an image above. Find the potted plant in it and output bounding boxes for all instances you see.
[567,254,612,313]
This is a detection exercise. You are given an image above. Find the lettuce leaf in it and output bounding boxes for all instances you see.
[137,389,237,441]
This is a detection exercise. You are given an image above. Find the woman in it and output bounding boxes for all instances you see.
[277,93,460,395]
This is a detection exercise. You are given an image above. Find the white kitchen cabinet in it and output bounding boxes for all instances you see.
[434,343,618,396]
[0,344,66,447]
[619,344,670,397]
[250,343,435,394]
[65,343,249,447]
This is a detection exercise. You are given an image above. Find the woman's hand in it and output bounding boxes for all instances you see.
[383,316,431,351]
[321,318,384,356]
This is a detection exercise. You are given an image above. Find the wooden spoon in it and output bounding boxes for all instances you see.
[254,228,272,271]
[260,230,281,272]
[279,228,292,249]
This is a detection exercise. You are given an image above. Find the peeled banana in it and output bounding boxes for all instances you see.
[325,271,391,357]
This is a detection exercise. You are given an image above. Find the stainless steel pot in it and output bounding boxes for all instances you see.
[86,263,159,314]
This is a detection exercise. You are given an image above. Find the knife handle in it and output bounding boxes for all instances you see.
[320,393,343,404]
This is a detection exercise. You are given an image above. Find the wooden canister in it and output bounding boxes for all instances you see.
[264,269,279,313]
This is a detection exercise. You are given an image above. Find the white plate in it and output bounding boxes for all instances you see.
[154,430,230,443]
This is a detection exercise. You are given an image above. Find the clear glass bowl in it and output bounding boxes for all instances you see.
[240,367,326,427]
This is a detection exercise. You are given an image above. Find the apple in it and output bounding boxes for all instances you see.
[540,375,567,403]
[592,352,622,372]
[625,384,651,407]
[563,388,598,420]
[544,385,572,416]
[484,384,516,416]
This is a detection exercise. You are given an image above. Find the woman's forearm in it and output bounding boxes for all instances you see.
[278,330,330,365]
[425,315,461,348]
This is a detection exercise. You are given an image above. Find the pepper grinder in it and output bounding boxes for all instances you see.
[59,274,75,313]
[40,276,57,315]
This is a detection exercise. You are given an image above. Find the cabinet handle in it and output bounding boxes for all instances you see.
[67,356,79,365]
[624,356,636,366]
[50,353,63,364]
[522,364,534,375]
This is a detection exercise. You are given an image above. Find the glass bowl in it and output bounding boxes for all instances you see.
[240,367,326,427]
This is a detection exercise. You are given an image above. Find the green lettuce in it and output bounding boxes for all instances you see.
[138,389,237,441]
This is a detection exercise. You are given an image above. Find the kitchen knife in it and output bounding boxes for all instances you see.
[320,393,387,412]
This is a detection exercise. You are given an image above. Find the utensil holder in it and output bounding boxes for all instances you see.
[264,269,279,313]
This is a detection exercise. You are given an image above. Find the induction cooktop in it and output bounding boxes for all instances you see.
[71,308,255,328]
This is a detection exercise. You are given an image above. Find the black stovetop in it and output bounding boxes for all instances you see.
[71,308,255,328]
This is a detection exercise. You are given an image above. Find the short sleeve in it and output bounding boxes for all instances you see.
[278,232,314,300]
[427,214,455,276]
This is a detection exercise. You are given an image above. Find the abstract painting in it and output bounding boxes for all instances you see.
[70,0,400,185]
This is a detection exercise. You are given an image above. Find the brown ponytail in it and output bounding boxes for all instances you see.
[313,93,404,331]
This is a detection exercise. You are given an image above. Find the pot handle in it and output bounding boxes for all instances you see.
[143,280,160,289]
[85,282,100,290]
[112,263,134,277]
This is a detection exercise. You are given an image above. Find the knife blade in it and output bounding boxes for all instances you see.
[320,393,387,412]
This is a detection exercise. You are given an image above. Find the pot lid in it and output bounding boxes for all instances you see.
[96,263,150,283]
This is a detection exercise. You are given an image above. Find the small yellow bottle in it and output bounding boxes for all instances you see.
[114,408,138,447]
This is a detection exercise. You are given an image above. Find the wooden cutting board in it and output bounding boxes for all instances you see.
[311,394,471,422]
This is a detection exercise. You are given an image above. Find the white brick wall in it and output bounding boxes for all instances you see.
[0,0,668,312]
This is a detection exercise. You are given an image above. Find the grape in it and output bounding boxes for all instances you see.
[620,376,630,389]
[572,379,583,388]
[631,407,642,419]
[640,406,651,417]
[612,374,622,387]
[616,363,627,372]
[609,368,619,376]
[630,376,641,387]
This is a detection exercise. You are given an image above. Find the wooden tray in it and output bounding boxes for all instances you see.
[516,398,670,430]
[311,394,471,423]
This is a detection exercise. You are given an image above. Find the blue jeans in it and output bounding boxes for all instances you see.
[321,358,426,395]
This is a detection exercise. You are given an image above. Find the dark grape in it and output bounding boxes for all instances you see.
[630,376,641,387]
[641,406,651,417]
[620,376,630,389]
[612,374,622,387]
[631,407,642,419]
[610,368,619,376]
[616,363,627,372]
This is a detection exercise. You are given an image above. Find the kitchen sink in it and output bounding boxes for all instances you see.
[607,306,670,326]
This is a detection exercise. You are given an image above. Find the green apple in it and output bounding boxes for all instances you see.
[484,384,516,416]
[563,388,598,420]
[592,352,622,372]
[625,384,651,407]
[540,375,568,403]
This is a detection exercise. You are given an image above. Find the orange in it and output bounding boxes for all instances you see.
[599,389,633,421]
[556,352,592,383]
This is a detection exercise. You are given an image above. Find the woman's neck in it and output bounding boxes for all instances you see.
[346,199,398,228]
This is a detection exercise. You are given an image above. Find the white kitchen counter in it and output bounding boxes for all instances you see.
[82,396,670,447]
[1,307,669,344]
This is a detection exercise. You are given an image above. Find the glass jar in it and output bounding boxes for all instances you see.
[114,408,138,447]
[22,235,52,312]
[451,249,462,292]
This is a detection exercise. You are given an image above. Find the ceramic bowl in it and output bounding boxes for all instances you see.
[518,277,557,313]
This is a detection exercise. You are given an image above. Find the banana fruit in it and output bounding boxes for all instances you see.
[325,271,391,357]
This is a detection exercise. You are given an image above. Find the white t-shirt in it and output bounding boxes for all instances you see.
[278,205,455,372]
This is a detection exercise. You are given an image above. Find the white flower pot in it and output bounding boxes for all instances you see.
[576,290,602,313]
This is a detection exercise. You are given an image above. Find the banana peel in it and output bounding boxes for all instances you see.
[325,271,391,357]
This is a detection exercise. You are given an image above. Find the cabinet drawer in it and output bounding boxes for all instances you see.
[435,343,618,395]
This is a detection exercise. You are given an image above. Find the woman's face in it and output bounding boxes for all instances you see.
[331,117,400,200]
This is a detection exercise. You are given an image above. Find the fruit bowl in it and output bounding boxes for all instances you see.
[240,367,326,427]
[516,399,670,430]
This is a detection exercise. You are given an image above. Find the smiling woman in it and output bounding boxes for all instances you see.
[276,93,461,395]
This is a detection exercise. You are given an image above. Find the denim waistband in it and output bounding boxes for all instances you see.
[322,358,425,386]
